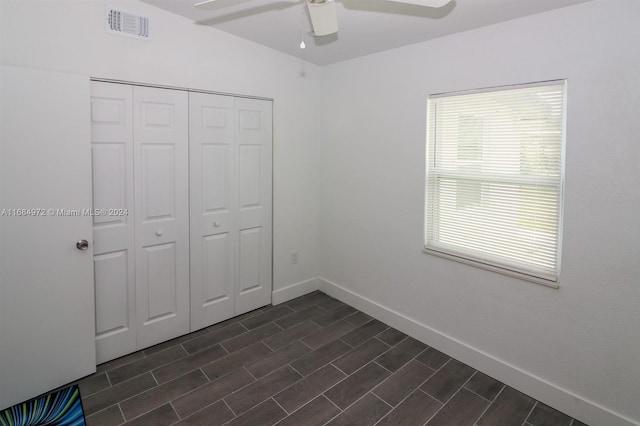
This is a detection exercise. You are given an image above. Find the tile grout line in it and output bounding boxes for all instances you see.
[371,336,429,374]
[287,362,305,377]
[117,403,126,426]
[522,400,539,426]
[271,396,291,416]
[411,346,429,362]
[463,371,499,404]
[318,358,398,423]
[418,361,479,424]
[222,398,237,421]
[167,401,179,424]
[371,386,416,426]
[180,329,241,356]
[298,338,314,351]
[216,364,299,417]
[324,390,390,425]
[416,388,446,426]
[472,373,505,426]
[223,395,240,418]
[121,370,213,424]
[83,374,159,418]
[371,359,437,412]
[243,365,257,380]
[108,348,191,387]
[337,337,355,349]
[419,356,452,387]
[330,361,349,376]
[377,394,395,410]
[372,360,395,375]
[262,338,277,352]
[168,398,183,421]
[413,350,452,372]
[167,372,247,424]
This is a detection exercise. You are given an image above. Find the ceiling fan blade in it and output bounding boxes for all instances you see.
[193,0,254,11]
[306,0,338,36]
[385,0,451,8]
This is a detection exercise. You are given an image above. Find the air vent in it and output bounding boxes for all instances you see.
[106,9,150,39]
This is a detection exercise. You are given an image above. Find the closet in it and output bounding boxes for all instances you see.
[90,81,272,363]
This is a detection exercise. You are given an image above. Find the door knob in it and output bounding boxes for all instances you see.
[76,239,89,250]
[213,222,220,228]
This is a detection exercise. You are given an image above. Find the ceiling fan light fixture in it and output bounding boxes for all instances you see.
[306,0,338,37]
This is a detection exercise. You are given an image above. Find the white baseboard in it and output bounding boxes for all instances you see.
[318,277,637,426]
[271,278,319,305]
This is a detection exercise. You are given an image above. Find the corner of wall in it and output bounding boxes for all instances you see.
[272,277,320,305]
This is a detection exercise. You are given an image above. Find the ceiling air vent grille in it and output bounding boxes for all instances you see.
[106,9,150,39]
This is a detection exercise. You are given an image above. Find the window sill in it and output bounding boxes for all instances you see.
[422,247,560,289]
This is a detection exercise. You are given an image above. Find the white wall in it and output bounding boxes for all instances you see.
[319,1,640,425]
[0,0,322,296]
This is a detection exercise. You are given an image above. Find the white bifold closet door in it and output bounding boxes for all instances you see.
[90,82,136,364]
[190,93,272,330]
[133,86,190,349]
[234,97,273,315]
[92,82,272,362]
[91,82,190,362]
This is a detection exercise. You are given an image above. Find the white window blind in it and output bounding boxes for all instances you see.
[425,81,566,284]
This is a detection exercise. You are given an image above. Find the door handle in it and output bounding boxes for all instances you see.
[76,239,89,250]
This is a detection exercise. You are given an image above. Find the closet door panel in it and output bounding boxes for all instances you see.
[189,93,236,330]
[202,144,233,228]
[92,143,130,254]
[94,251,130,336]
[134,86,190,349]
[141,144,177,221]
[143,243,178,320]
[235,98,273,315]
[91,82,136,364]
[203,233,232,301]
[238,227,262,292]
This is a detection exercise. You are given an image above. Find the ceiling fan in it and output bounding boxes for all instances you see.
[193,0,452,36]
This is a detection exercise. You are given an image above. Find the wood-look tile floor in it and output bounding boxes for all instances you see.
[77,291,588,426]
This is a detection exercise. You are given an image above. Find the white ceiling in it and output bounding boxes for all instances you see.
[143,0,591,65]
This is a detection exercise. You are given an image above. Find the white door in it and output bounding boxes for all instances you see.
[0,66,96,409]
[90,82,136,363]
[189,92,236,330]
[235,98,273,315]
[133,86,190,349]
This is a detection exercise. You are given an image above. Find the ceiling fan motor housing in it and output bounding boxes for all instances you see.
[306,0,338,36]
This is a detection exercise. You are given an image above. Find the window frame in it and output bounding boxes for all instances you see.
[423,80,567,288]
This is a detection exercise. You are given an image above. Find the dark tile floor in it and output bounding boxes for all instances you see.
[76,291,588,426]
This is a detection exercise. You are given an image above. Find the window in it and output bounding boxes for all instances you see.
[424,81,566,286]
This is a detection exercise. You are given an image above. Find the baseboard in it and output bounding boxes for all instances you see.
[271,278,319,305]
[318,277,637,426]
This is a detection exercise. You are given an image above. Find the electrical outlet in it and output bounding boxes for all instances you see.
[290,250,299,264]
